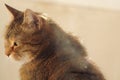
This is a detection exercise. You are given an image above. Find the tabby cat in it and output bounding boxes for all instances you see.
[4,4,105,80]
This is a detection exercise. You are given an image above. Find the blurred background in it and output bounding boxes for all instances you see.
[0,0,120,80]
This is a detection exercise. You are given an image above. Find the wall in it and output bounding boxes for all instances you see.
[0,0,120,80]
[27,0,120,10]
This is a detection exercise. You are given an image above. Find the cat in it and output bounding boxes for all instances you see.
[4,4,105,80]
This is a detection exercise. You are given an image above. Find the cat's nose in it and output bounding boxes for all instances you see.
[5,50,11,57]
[5,52,11,57]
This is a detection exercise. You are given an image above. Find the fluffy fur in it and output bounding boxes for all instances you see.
[4,4,105,80]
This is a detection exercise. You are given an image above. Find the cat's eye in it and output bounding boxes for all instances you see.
[14,42,18,46]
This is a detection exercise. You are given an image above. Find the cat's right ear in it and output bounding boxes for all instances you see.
[22,9,43,30]
[5,4,23,19]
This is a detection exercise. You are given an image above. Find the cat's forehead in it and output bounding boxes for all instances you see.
[5,20,22,39]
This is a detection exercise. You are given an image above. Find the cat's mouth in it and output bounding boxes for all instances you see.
[5,48,17,57]
[5,50,18,57]
[5,51,14,57]
[6,52,11,57]
[5,50,12,57]
[5,51,22,60]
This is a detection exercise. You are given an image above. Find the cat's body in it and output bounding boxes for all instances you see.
[4,4,105,80]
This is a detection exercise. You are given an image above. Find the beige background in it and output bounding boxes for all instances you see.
[0,0,120,80]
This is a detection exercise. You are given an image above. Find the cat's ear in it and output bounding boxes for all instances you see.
[22,9,43,30]
[5,4,23,19]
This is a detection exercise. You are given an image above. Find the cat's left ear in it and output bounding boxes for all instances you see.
[22,9,43,30]
[5,4,23,19]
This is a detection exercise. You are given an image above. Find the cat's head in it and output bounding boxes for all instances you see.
[4,4,50,63]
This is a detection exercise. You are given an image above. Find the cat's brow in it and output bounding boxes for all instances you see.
[5,20,22,39]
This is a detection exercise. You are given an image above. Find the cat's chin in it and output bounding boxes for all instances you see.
[9,53,21,61]
[9,53,33,65]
